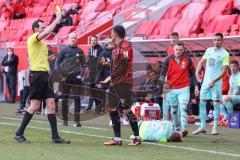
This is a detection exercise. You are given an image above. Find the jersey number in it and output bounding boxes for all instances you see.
[209,58,215,67]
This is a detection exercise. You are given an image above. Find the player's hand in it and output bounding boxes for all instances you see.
[161,93,166,100]
[194,86,199,96]
[48,54,56,61]
[55,11,62,21]
[97,83,102,88]
[164,83,170,90]
[209,81,215,88]
[100,76,111,84]
[196,73,202,82]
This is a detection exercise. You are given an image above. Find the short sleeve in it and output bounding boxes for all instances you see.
[27,33,39,46]
[237,76,240,86]
[222,52,229,66]
[202,48,209,60]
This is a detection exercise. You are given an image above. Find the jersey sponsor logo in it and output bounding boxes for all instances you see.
[181,61,186,69]
[123,51,129,58]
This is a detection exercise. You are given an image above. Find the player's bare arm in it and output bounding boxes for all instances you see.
[195,58,206,82]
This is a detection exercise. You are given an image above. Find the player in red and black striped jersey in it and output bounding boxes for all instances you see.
[101,25,141,146]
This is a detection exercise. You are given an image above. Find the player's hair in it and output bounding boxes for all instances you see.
[90,35,98,41]
[113,25,126,39]
[175,41,184,47]
[230,60,239,67]
[7,47,13,51]
[214,32,223,39]
[170,32,179,37]
[168,132,182,142]
[32,19,44,32]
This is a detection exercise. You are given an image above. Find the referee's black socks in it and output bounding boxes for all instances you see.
[47,114,60,139]
[126,111,139,137]
[16,111,33,136]
[110,111,121,138]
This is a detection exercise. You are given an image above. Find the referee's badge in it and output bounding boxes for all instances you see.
[181,61,186,69]
[123,51,129,58]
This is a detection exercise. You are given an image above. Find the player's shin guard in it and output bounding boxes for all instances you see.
[220,104,228,119]
[180,104,188,131]
[171,106,180,131]
[199,101,207,129]
[225,101,233,116]
[213,102,220,128]
[162,100,170,120]
[126,111,139,136]
[109,111,121,138]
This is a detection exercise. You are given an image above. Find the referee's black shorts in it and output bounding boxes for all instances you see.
[107,83,133,110]
[29,71,54,100]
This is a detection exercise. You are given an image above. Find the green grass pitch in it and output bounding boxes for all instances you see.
[0,103,240,160]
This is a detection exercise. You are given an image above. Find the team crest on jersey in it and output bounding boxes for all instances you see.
[123,51,129,58]
[181,61,186,69]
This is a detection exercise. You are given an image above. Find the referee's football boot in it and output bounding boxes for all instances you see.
[51,137,71,144]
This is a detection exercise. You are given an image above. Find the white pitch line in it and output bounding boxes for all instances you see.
[0,116,109,131]
[0,122,240,158]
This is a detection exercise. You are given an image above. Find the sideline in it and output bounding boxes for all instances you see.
[0,122,240,158]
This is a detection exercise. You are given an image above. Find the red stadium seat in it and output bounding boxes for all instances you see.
[95,11,113,25]
[135,20,158,36]
[190,33,197,38]
[81,12,99,23]
[82,0,105,14]
[204,15,238,33]
[70,14,79,26]
[161,4,187,19]
[231,24,239,32]
[53,26,76,41]
[105,0,124,10]
[173,17,201,38]
[198,33,205,38]
[62,3,75,10]
[37,0,52,6]
[202,0,234,28]
[0,21,7,32]
[157,18,179,36]
[181,2,208,20]
[229,31,238,36]
[31,6,47,18]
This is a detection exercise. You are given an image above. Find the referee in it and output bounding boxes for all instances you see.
[14,12,70,144]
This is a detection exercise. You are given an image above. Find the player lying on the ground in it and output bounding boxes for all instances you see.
[138,120,182,142]
[220,60,240,120]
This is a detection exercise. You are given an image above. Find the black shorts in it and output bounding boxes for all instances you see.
[29,71,54,100]
[107,83,133,110]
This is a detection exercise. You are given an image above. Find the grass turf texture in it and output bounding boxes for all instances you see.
[0,103,240,160]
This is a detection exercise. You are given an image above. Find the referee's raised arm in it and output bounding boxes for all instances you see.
[37,12,62,40]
